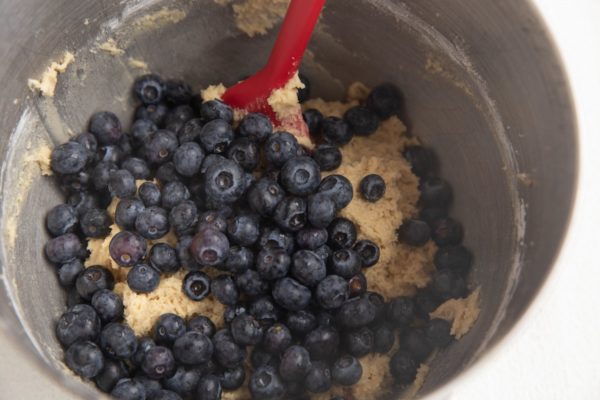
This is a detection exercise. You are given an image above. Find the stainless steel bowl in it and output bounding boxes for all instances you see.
[0,0,577,398]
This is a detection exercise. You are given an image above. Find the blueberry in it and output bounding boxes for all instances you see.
[280,156,321,196]
[166,105,195,133]
[231,313,264,346]
[386,296,415,329]
[259,227,295,254]
[149,243,179,273]
[89,111,123,145]
[134,375,162,398]
[434,245,472,276]
[344,327,374,358]
[91,289,124,323]
[320,117,352,146]
[55,304,101,347]
[132,119,159,147]
[45,233,83,264]
[430,217,464,246]
[178,118,203,144]
[336,295,378,328]
[279,345,311,382]
[156,162,183,184]
[348,273,368,298]
[200,153,227,174]
[223,304,249,326]
[304,193,335,230]
[272,277,311,311]
[220,365,246,391]
[163,367,200,398]
[100,322,138,359]
[114,198,144,230]
[350,242,379,272]
[367,83,403,119]
[76,266,114,300]
[109,231,147,267]
[142,346,176,380]
[187,315,215,337]
[312,145,341,172]
[66,287,85,308]
[359,174,386,202]
[80,208,111,238]
[135,206,170,240]
[95,359,128,393]
[99,144,125,164]
[313,244,332,263]
[251,249,287,282]
[403,145,434,178]
[285,310,317,336]
[249,366,285,400]
[304,326,340,361]
[295,228,327,250]
[414,289,442,320]
[331,355,362,386]
[149,389,183,400]
[291,250,326,287]
[247,178,285,217]
[169,200,198,235]
[425,318,453,348]
[227,214,260,246]
[199,99,232,123]
[263,323,292,354]
[317,174,353,210]
[297,73,310,102]
[398,219,431,247]
[170,143,203,178]
[223,246,254,274]
[420,177,452,208]
[195,374,221,400]
[273,196,307,232]
[213,330,246,368]
[112,378,147,400]
[132,337,157,367]
[211,275,239,306]
[190,228,229,267]
[313,275,347,310]
[328,218,357,249]
[65,340,104,378]
[121,157,150,181]
[197,210,228,232]
[390,350,417,385]
[171,331,213,365]
[143,130,179,165]
[161,181,190,210]
[226,137,259,171]
[264,131,299,168]
[74,132,98,161]
[420,206,448,226]
[128,263,160,293]
[235,269,269,298]
[164,79,192,105]
[329,249,362,278]
[91,162,117,191]
[50,141,88,175]
[153,314,186,346]
[249,297,281,325]
[182,271,211,301]
[344,105,379,136]
[67,191,99,217]
[138,182,161,207]
[46,204,78,237]
[239,113,273,142]
[204,158,245,203]
[302,108,323,135]
[198,119,234,154]
[400,328,433,362]
[431,268,467,300]
[134,74,164,105]
[136,103,169,128]
[58,259,85,287]
[373,324,395,353]
[251,347,278,369]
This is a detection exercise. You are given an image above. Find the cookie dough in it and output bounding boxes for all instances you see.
[27,52,75,97]
[229,0,290,37]
[97,39,125,56]
[431,287,481,339]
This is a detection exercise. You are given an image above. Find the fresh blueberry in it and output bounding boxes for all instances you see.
[403,145,435,178]
[344,105,379,136]
[398,218,431,247]
[127,263,160,293]
[430,217,463,246]
[305,193,336,230]
[211,275,239,306]
[76,266,114,300]
[122,157,151,180]
[303,326,340,361]
[94,359,128,393]
[190,228,229,267]
[187,315,215,337]
[329,249,361,278]
[220,365,246,391]
[259,227,295,254]
[161,79,192,105]
[134,74,164,105]
[336,295,378,328]
[264,132,299,168]
[58,259,85,287]
[320,117,352,146]
[231,313,264,346]
[430,268,467,301]
[109,230,147,267]
[328,218,357,249]
[115,198,145,230]
[419,206,448,226]
[239,113,273,142]
[273,196,307,232]
[251,347,278,369]
[136,103,169,128]
[91,289,123,323]
[166,105,194,133]
[313,244,332,263]
[291,250,326,287]
[223,304,249,326]
[344,327,374,358]
[434,245,472,276]
[65,340,104,378]
[74,132,98,161]
[143,130,179,165]
[390,350,417,385]
[55,304,101,347]
[223,246,253,274]
[198,119,234,154]
[178,118,203,144]
[280,156,321,196]
[305,362,331,394]
[295,228,328,250]
[235,269,269,298]
[279,345,311,382]
[227,137,259,171]
[131,337,156,368]
[46,204,78,237]
[351,240,380,268]
[195,374,221,400]
[317,174,353,210]
[171,142,204,177]
[89,111,123,145]
[172,331,213,365]
[400,328,433,362]
[132,119,158,147]
[367,83,403,119]
[50,141,88,175]
[414,289,442,320]
[197,210,228,232]
[247,178,285,217]
[204,158,245,204]
[163,367,200,398]
[176,235,202,271]
[425,318,453,348]
[182,271,211,301]
[312,145,341,172]
[373,324,395,353]
[91,161,118,191]
[314,275,347,310]
[272,277,311,311]
[348,273,368,298]
[149,389,183,400]
[58,170,91,194]
[67,191,99,217]
[133,375,162,398]
[99,144,125,164]
[332,355,362,386]
[142,346,176,380]
[111,378,147,400]
[161,181,190,210]
[419,177,452,208]
[359,174,386,202]
[262,323,292,354]
[199,99,232,123]
[227,213,260,246]
[302,108,323,135]
[153,314,186,346]
[387,296,415,328]
[285,310,317,336]
[135,206,170,240]
[213,330,246,368]
[100,322,138,359]
[156,162,183,184]
[149,243,179,273]
[138,182,161,207]
[256,248,290,280]
[297,73,310,102]
[80,208,111,238]
[66,287,85,308]
[249,366,285,400]
[45,233,83,264]
[169,200,198,235]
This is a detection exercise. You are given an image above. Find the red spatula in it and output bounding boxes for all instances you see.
[222,0,326,140]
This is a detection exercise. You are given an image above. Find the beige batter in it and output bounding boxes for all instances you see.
[227,0,290,38]
[27,52,75,98]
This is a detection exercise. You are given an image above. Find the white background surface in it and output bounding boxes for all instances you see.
[1,1,599,399]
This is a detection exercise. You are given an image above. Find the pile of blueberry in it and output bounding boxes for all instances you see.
[44,72,473,400]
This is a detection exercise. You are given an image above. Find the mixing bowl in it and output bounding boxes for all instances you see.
[0,0,577,398]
